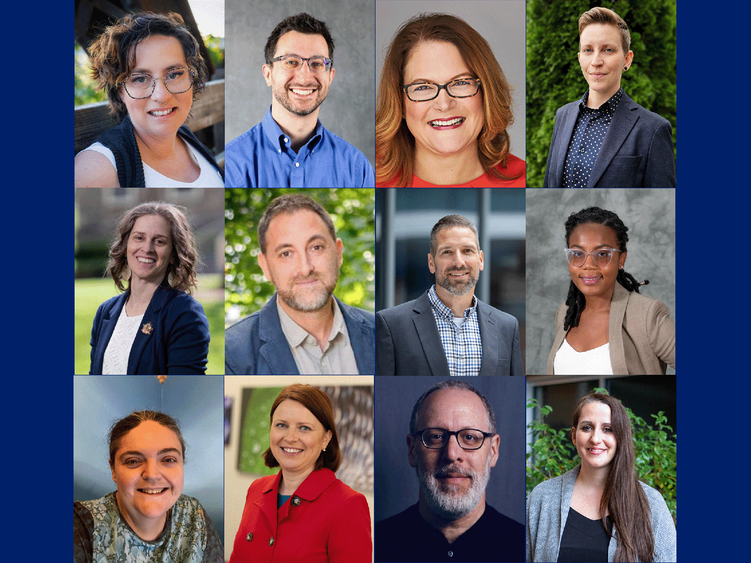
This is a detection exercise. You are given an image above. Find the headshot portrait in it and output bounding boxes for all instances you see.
[73,375,224,562]
[526,1,677,187]
[375,188,525,376]
[224,189,376,375]
[223,376,374,563]
[526,380,677,562]
[224,0,375,187]
[525,189,676,376]
[74,4,225,188]
[374,376,525,562]
[376,0,526,187]
[74,188,225,375]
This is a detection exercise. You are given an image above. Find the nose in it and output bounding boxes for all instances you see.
[590,428,604,444]
[151,77,172,102]
[296,251,315,276]
[141,459,159,480]
[441,433,465,462]
[591,50,604,66]
[431,87,455,111]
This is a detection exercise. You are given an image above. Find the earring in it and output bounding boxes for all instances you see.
[624,66,628,71]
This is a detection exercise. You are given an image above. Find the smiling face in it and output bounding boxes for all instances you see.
[121,35,193,141]
[258,209,343,313]
[428,226,484,300]
[263,31,334,118]
[110,420,184,538]
[408,388,499,520]
[578,23,633,106]
[567,222,625,301]
[403,41,484,162]
[126,214,173,287]
[270,399,332,480]
[572,401,617,471]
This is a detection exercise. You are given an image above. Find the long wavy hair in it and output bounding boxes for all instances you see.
[105,201,199,294]
[376,13,517,187]
[572,393,655,562]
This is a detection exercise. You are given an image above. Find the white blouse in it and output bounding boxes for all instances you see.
[102,306,143,375]
[553,338,614,375]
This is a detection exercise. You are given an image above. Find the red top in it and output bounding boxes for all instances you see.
[377,153,526,187]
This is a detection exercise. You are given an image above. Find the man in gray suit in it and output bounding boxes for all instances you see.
[376,215,523,376]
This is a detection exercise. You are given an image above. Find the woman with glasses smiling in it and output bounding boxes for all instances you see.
[75,12,224,187]
[375,12,525,187]
[546,207,675,375]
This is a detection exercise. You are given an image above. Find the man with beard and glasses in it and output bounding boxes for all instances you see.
[225,13,375,187]
[376,215,523,375]
[225,194,375,374]
[375,380,524,562]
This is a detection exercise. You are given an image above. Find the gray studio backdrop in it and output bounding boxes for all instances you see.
[374,376,526,525]
[73,376,225,545]
[225,0,376,167]
[525,189,676,376]
[376,0,526,160]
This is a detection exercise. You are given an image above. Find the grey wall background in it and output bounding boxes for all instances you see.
[73,376,225,545]
[525,189,676,376]
[376,0,526,160]
[225,0,375,167]
[374,376,526,525]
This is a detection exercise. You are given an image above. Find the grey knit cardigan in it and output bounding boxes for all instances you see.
[526,465,676,562]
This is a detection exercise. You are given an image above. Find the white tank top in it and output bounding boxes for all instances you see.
[553,338,614,375]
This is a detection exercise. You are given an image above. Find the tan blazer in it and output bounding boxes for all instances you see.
[546,283,675,375]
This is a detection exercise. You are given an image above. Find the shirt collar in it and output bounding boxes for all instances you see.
[427,285,477,319]
[276,295,348,347]
[578,87,624,115]
[262,105,324,154]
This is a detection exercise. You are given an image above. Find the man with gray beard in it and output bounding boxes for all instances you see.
[376,214,523,375]
[375,380,524,561]
[225,194,375,374]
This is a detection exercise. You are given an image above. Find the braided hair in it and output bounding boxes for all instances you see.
[563,207,646,331]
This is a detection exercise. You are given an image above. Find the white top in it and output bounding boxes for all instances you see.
[553,338,614,375]
[102,306,143,375]
[81,141,224,187]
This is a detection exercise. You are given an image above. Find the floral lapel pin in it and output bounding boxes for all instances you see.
[141,322,153,335]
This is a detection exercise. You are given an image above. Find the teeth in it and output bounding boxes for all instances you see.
[282,447,303,453]
[150,109,173,116]
[291,89,314,96]
[137,257,155,264]
[140,488,167,494]
[430,117,464,127]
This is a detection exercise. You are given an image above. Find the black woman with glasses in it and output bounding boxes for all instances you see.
[376,12,525,187]
[546,207,675,375]
[75,12,224,188]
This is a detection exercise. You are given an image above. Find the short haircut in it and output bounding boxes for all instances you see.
[263,384,342,472]
[578,7,631,53]
[87,12,209,122]
[106,201,199,294]
[264,12,335,64]
[409,380,496,434]
[429,214,480,256]
[257,194,337,254]
[108,410,186,466]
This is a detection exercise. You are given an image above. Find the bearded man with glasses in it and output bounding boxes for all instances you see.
[225,12,374,187]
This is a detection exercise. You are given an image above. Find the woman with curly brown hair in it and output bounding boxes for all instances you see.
[376,13,524,187]
[75,12,224,187]
[89,201,210,374]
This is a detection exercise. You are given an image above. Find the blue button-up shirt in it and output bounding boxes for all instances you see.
[225,107,375,187]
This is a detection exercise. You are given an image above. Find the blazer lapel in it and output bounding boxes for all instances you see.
[588,93,639,187]
[340,299,375,375]
[608,284,630,374]
[477,301,499,376]
[92,294,127,374]
[258,294,300,375]
[127,282,171,374]
[412,293,451,377]
[554,104,580,186]
[255,471,282,533]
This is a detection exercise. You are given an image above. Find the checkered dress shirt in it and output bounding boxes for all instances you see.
[428,285,482,377]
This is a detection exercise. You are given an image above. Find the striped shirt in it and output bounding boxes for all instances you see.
[427,285,482,377]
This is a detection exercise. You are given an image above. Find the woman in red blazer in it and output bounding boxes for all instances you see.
[228,384,372,563]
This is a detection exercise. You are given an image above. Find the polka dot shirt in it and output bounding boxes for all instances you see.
[563,88,624,187]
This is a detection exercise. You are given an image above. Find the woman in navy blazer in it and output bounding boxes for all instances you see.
[89,201,209,374]
[543,7,675,188]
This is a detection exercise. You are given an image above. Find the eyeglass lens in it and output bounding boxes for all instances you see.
[124,68,193,99]
[566,249,617,267]
[276,55,331,72]
[421,428,486,450]
[406,79,480,101]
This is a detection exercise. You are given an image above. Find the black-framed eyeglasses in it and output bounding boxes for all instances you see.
[269,55,333,72]
[403,78,482,102]
[413,428,495,451]
[564,247,622,267]
[121,67,194,99]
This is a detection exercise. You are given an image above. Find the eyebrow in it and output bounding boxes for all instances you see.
[272,234,328,254]
[131,63,187,75]
[408,72,476,84]
[578,419,611,426]
[131,230,169,238]
[569,243,615,249]
[118,447,182,461]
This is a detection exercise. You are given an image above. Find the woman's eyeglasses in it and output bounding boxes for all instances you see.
[121,67,194,99]
[564,248,622,267]
[403,78,482,102]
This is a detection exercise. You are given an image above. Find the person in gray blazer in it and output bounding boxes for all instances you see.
[376,215,523,376]
[225,193,375,375]
[543,7,675,188]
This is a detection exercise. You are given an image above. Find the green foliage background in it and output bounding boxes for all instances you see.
[224,189,375,326]
[526,389,677,524]
[526,0,677,187]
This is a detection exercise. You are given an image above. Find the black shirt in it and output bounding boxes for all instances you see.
[557,507,613,562]
[375,502,525,562]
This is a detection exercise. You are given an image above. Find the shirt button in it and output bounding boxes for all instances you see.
[295,162,300,167]
[292,496,301,506]
[284,137,289,143]
[448,551,454,557]
[246,533,253,542]
[269,537,275,546]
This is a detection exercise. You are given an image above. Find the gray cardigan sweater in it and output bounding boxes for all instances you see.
[526,466,676,562]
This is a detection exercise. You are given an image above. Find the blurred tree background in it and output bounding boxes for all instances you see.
[224,189,376,327]
[526,0,677,187]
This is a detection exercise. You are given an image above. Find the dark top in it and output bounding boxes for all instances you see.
[375,502,524,562]
[557,507,613,562]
